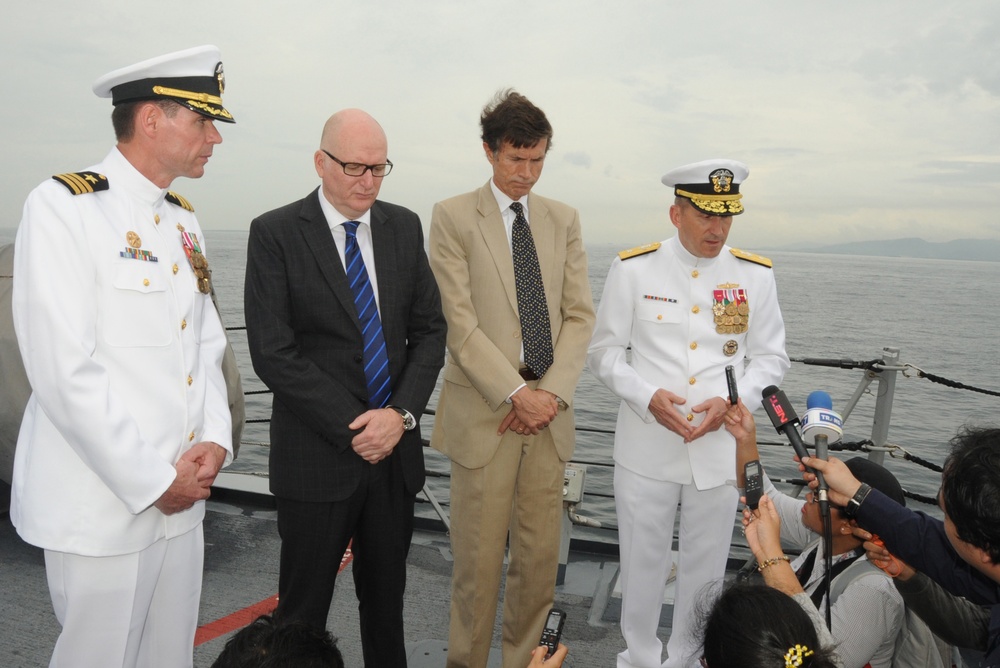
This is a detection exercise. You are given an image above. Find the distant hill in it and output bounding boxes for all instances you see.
[784,237,1000,263]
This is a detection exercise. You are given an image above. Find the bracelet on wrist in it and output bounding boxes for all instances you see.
[757,555,791,572]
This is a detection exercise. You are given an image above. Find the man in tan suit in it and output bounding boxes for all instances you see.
[429,89,595,668]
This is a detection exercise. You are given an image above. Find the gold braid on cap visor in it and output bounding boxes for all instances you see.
[152,85,223,104]
[152,86,233,120]
[675,188,744,215]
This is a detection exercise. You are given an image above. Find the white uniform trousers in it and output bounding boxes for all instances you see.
[45,525,204,668]
[615,465,738,668]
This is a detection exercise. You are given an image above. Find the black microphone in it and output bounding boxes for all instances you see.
[813,433,830,510]
[761,385,826,496]
[760,385,810,462]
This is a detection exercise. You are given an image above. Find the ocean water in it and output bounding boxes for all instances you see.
[198,230,1000,529]
[3,226,997,529]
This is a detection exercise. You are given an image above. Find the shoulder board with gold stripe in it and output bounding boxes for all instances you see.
[618,242,661,261]
[166,191,195,212]
[730,247,772,268]
[51,172,109,195]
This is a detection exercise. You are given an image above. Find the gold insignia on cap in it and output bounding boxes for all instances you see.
[729,248,772,268]
[618,242,661,261]
[710,169,734,193]
[51,171,109,195]
[215,61,225,95]
[126,231,142,248]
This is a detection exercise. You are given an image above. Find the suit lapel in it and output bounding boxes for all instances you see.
[298,190,362,331]
[370,202,397,324]
[527,195,555,299]
[476,184,520,315]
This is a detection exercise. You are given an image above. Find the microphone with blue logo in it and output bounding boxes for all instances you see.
[800,391,844,517]
[801,390,844,628]
[801,391,844,447]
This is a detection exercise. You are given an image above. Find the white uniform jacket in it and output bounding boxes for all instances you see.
[11,148,233,557]
[588,235,788,488]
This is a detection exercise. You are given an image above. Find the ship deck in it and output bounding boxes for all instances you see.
[0,481,749,668]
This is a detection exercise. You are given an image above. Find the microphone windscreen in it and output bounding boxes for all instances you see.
[806,390,834,410]
[801,390,844,444]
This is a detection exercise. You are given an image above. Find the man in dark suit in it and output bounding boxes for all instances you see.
[244,108,446,667]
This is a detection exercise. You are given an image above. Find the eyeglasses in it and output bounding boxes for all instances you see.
[321,149,393,177]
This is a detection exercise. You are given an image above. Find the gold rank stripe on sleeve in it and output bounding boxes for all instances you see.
[51,172,109,195]
[166,191,195,212]
[618,242,661,261]
[729,247,773,268]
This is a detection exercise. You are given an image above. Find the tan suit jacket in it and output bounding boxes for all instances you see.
[429,181,595,468]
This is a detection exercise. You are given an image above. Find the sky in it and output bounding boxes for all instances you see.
[2,1,998,250]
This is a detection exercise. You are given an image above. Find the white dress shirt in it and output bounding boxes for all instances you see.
[317,189,381,311]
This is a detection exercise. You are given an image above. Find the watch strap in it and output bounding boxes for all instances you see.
[388,405,416,431]
[844,482,872,519]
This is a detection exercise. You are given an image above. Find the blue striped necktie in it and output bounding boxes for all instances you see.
[342,221,392,408]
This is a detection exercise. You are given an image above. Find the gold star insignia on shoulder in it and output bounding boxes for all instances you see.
[730,248,772,268]
[166,191,195,212]
[618,242,661,261]
[51,171,109,195]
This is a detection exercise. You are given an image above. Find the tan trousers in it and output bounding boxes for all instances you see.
[447,428,565,668]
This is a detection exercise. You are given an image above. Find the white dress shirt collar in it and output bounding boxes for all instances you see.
[490,180,530,246]
[316,188,372,230]
[315,189,380,308]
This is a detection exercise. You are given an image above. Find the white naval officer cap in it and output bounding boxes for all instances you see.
[92,45,235,123]
[661,159,748,216]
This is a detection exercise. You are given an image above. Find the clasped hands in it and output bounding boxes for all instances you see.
[154,440,227,515]
[498,386,559,436]
[649,389,728,443]
[350,407,405,464]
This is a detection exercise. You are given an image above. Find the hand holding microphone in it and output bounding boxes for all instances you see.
[764,388,846,628]
[800,391,843,512]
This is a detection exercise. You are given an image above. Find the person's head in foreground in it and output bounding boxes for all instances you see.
[698,582,839,668]
[211,614,344,668]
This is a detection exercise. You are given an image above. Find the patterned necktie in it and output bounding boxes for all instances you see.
[343,221,392,408]
[510,202,554,377]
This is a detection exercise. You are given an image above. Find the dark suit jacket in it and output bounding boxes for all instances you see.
[244,189,446,502]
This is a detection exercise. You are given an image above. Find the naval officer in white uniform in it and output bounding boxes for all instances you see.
[11,45,235,668]
[588,159,789,668]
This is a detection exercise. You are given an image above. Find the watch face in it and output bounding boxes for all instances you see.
[392,407,414,430]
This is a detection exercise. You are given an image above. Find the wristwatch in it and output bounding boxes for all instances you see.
[843,482,872,519]
[388,406,416,431]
